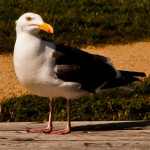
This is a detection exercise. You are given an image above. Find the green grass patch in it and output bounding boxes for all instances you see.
[0,77,150,122]
[0,0,150,54]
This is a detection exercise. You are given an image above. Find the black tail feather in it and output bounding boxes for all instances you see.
[101,70,146,89]
[119,70,146,77]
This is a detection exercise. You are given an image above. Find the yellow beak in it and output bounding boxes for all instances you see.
[36,22,54,33]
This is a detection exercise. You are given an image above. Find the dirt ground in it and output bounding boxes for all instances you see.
[0,41,150,101]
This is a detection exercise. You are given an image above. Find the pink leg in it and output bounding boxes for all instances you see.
[27,98,54,133]
[51,99,71,134]
[27,98,71,134]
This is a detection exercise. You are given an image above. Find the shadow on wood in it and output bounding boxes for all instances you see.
[71,121,150,131]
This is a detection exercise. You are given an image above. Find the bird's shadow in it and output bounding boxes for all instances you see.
[71,121,150,131]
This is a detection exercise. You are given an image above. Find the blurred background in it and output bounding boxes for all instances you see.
[0,0,150,122]
[0,0,150,54]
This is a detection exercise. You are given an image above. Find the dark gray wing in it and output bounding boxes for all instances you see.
[52,44,117,92]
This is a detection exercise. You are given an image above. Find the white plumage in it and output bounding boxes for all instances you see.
[14,12,146,134]
[14,13,87,99]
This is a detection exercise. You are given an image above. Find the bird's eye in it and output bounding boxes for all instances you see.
[26,17,32,21]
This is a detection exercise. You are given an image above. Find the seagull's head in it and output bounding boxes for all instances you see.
[15,12,53,34]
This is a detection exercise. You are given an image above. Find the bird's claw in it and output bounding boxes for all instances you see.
[27,127,70,134]
[27,128,52,133]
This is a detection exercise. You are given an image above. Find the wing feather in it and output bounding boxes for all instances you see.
[52,44,117,92]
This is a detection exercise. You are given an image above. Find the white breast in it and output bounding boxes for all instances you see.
[14,33,87,99]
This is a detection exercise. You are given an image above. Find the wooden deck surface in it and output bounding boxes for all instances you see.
[0,121,150,150]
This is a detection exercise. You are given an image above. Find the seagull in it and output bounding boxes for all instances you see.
[14,12,146,134]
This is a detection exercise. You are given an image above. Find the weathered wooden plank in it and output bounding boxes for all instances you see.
[0,121,150,150]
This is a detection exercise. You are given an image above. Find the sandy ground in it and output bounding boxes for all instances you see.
[0,41,150,101]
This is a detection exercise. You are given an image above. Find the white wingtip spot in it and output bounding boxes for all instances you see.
[54,66,58,73]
